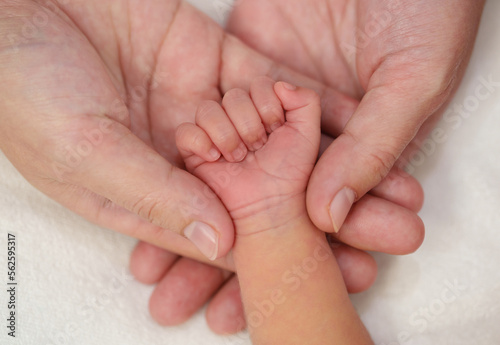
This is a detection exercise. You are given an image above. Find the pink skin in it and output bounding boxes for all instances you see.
[163,0,486,331]
[133,77,423,333]
[227,0,485,233]
[1,0,424,334]
[176,78,373,343]
[176,80,319,224]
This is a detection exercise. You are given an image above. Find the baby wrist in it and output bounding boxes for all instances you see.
[231,196,308,237]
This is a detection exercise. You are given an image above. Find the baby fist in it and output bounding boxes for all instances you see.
[176,77,321,234]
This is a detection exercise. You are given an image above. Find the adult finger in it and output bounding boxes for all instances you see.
[333,194,425,255]
[126,183,423,294]
[330,243,377,294]
[148,257,230,326]
[142,244,377,334]
[129,241,179,285]
[369,168,424,213]
[205,242,377,334]
[205,276,246,335]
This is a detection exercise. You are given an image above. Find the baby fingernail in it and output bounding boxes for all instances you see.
[232,143,247,161]
[184,221,219,261]
[252,141,264,151]
[252,134,267,151]
[329,188,356,233]
[208,147,221,161]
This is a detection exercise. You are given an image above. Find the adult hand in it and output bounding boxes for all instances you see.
[227,0,485,232]
[1,0,422,335]
[1,0,240,259]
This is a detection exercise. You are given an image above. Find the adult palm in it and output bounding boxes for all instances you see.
[0,0,425,335]
[0,0,263,331]
[228,0,485,231]
[1,0,240,255]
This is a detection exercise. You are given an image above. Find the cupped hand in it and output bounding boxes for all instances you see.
[0,0,240,259]
[1,0,425,335]
[227,0,485,232]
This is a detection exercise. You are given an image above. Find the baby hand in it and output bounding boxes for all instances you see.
[176,77,321,236]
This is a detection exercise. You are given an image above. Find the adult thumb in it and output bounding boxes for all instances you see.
[54,118,234,260]
[306,83,436,233]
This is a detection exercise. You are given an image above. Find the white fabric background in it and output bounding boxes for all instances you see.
[1,1,499,344]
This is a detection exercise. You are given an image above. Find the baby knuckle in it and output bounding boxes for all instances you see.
[259,103,283,120]
[223,88,248,104]
[196,100,220,122]
[214,130,236,144]
[175,124,190,141]
[190,131,209,150]
[239,126,263,141]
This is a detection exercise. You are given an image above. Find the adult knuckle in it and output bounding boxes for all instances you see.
[363,147,398,182]
[131,192,167,226]
[345,129,397,182]
[129,170,181,230]
[422,71,455,99]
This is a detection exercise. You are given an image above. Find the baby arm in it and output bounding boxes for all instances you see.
[176,77,373,344]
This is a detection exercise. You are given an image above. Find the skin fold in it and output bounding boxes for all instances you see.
[176,79,373,343]
[227,0,485,232]
[0,0,435,333]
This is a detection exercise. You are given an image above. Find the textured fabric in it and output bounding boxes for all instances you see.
[0,1,499,344]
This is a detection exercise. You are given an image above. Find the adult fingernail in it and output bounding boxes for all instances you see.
[184,221,219,261]
[281,81,297,91]
[328,188,356,233]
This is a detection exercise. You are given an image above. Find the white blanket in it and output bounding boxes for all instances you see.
[1,1,499,344]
